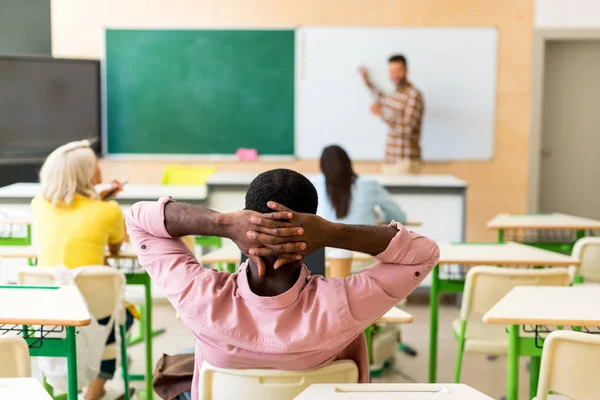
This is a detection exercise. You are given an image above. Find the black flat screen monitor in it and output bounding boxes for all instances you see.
[0,56,101,160]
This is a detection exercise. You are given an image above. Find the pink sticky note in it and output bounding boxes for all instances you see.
[236,148,258,161]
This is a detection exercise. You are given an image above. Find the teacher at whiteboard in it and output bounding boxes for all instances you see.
[359,54,424,174]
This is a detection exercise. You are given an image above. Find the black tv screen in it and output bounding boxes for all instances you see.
[0,56,101,160]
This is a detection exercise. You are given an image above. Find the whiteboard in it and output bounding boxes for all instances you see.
[295,27,498,161]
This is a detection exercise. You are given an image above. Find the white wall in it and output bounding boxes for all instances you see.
[536,0,600,28]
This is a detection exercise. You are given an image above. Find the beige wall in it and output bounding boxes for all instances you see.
[51,0,534,241]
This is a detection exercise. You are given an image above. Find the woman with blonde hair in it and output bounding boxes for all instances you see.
[32,140,134,400]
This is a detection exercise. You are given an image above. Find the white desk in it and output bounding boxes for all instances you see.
[294,384,493,399]
[437,241,578,267]
[0,378,53,400]
[483,286,600,400]
[483,285,600,327]
[0,286,90,326]
[487,212,600,231]
[0,182,207,205]
[0,286,91,399]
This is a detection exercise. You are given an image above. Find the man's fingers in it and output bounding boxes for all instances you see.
[274,254,302,270]
[249,256,266,277]
[250,216,295,228]
[248,242,306,257]
[267,201,291,213]
[250,225,304,237]
[247,231,305,245]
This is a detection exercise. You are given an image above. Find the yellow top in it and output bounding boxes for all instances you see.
[31,194,124,268]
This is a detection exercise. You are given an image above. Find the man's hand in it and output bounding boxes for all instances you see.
[246,202,333,266]
[220,209,306,276]
[370,103,383,117]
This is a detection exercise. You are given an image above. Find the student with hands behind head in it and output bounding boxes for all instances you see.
[126,168,439,400]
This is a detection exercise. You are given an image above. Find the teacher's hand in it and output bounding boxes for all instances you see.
[358,66,368,79]
[370,103,383,117]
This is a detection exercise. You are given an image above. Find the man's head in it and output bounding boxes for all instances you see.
[388,54,408,87]
[245,168,318,215]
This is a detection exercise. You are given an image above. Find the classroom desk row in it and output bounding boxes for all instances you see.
[0,250,155,400]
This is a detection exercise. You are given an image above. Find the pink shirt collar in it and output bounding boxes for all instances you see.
[236,261,312,309]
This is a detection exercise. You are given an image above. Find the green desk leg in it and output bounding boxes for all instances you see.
[364,325,374,364]
[66,326,79,400]
[498,228,505,244]
[530,356,541,399]
[507,324,520,400]
[428,264,440,383]
[226,263,236,274]
[143,273,154,400]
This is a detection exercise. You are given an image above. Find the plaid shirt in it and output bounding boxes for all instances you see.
[367,79,424,162]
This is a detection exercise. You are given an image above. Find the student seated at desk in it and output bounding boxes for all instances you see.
[31,140,134,400]
[314,145,406,225]
[126,169,439,400]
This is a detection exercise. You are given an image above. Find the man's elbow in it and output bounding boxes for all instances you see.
[125,202,145,237]
[422,239,440,273]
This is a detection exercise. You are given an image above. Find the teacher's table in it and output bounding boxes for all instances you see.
[483,286,600,400]
[0,286,91,399]
[488,213,600,254]
[428,242,579,384]
[294,384,493,400]
[0,378,53,400]
[0,247,156,400]
[0,182,207,205]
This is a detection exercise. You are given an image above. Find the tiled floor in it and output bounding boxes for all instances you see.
[32,301,531,400]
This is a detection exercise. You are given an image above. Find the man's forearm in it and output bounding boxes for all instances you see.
[164,202,230,238]
[326,222,398,256]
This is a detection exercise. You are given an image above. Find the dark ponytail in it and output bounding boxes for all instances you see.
[320,145,356,219]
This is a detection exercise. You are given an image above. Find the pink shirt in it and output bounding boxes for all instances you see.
[126,198,440,400]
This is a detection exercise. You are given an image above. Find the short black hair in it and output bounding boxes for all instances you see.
[245,169,318,214]
[388,54,407,67]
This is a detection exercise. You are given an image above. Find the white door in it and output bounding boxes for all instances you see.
[539,40,600,219]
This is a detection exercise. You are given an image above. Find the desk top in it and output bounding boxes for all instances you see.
[0,378,52,400]
[487,213,600,230]
[377,307,413,324]
[294,384,493,399]
[483,286,600,326]
[0,286,91,326]
[207,173,467,189]
[200,245,375,265]
[437,242,579,266]
[0,183,207,202]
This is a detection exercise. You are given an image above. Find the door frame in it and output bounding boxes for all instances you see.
[528,29,600,212]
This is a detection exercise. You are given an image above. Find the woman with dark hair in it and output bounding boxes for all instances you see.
[315,145,406,225]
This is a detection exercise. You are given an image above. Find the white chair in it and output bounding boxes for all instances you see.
[535,330,600,400]
[453,267,570,383]
[0,337,31,377]
[199,360,359,400]
[570,237,600,284]
[18,267,131,398]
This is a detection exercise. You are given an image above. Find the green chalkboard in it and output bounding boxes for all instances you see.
[105,29,294,155]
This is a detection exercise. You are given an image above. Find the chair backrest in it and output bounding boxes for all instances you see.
[18,266,125,320]
[461,267,570,321]
[199,360,359,400]
[161,165,216,185]
[0,337,31,378]
[572,237,600,283]
[537,330,600,400]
